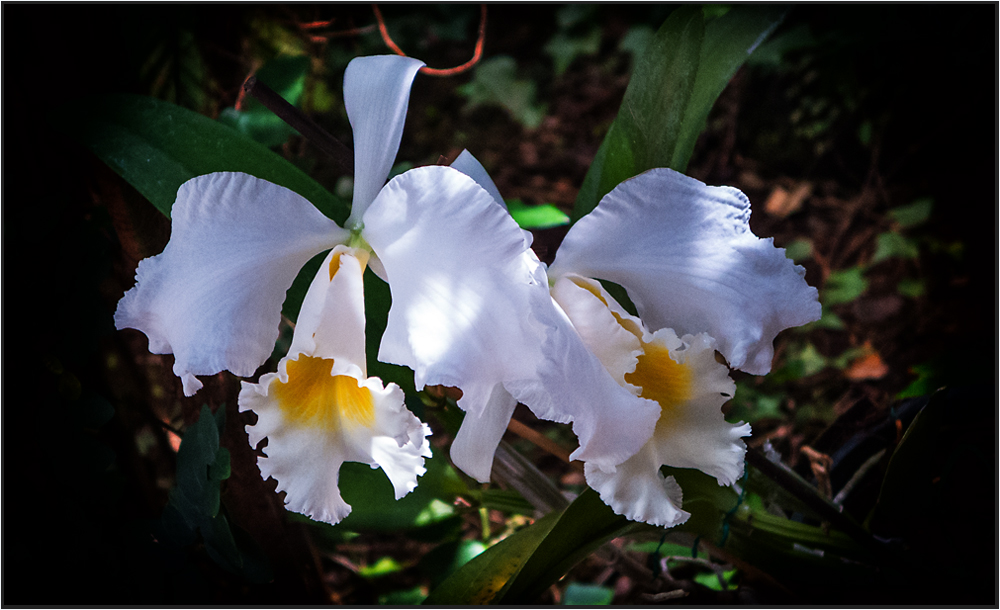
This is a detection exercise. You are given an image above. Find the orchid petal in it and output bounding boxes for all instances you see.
[550,168,821,374]
[450,149,506,209]
[450,149,535,246]
[344,55,425,226]
[239,364,428,525]
[363,166,541,418]
[585,450,689,528]
[506,293,662,472]
[115,172,346,396]
[365,165,659,477]
[550,274,643,391]
[449,384,519,483]
[238,249,429,524]
[364,166,645,475]
[585,329,748,526]
[647,330,750,486]
[289,246,370,377]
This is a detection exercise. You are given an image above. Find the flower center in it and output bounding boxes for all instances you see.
[624,342,692,421]
[272,355,375,430]
[329,248,370,280]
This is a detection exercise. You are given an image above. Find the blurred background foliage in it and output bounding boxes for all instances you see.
[4,4,995,605]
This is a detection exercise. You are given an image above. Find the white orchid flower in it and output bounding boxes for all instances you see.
[114,54,534,525]
[458,165,821,527]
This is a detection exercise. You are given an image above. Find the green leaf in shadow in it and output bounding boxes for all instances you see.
[60,94,348,223]
[574,6,786,220]
[425,488,639,604]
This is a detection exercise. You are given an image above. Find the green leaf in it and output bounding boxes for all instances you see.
[896,278,925,298]
[563,583,615,605]
[889,197,933,228]
[783,238,813,262]
[459,56,546,129]
[506,199,571,229]
[822,267,868,306]
[618,25,655,63]
[328,451,465,533]
[162,405,272,583]
[424,510,560,605]
[420,539,489,588]
[693,568,738,591]
[797,342,829,376]
[573,6,786,220]
[872,231,919,263]
[171,405,225,522]
[425,489,639,604]
[813,310,845,330]
[60,94,349,223]
[479,488,536,515]
[544,28,602,76]
[359,556,405,578]
[380,585,429,605]
[729,382,784,422]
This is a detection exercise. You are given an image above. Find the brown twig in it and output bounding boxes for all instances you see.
[242,76,355,176]
[372,4,487,76]
[506,417,582,471]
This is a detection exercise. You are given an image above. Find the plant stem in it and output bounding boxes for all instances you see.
[745,447,890,560]
[242,76,355,177]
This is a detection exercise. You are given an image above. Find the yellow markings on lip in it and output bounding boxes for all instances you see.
[625,341,692,420]
[329,249,371,281]
[272,355,375,430]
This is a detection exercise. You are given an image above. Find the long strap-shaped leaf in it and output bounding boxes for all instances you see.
[61,94,349,223]
[573,5,786,221]
[425,488,643,604]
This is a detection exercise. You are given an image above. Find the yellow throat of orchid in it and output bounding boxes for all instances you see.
[625,341,693,419]
[272,356,376,431]
[572,276,694,420]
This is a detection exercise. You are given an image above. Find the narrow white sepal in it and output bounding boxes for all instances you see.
[344,55,425,226]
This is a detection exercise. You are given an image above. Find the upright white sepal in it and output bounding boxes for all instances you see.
[344,55,425,226]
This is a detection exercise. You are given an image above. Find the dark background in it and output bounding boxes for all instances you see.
[3,4,995,604]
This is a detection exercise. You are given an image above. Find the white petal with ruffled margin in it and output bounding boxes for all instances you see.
[648,330,750,486]
[115,172,347,396]
[585,328,749,526]
[585,449,689,528]
[505,289,662,472]
[344,55,425,226]
[550,168,821,375]
[238,249,429,525]
[450,149,535,247]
